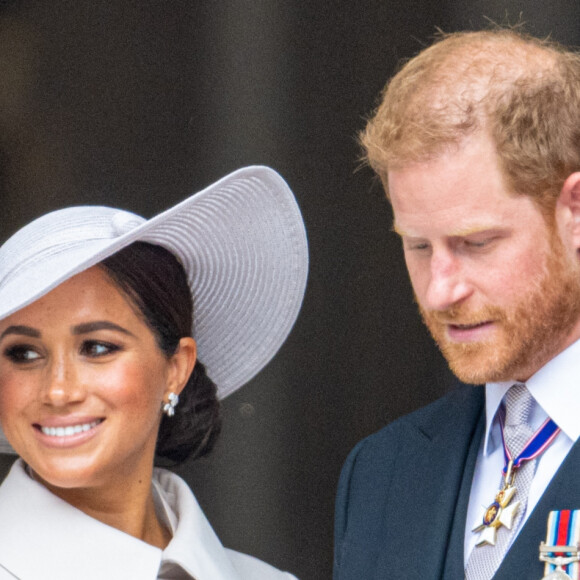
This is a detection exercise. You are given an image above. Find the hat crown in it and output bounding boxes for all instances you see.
[0,206,145,286]
[0,206,147,322]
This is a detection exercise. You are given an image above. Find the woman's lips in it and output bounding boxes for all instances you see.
[33,418,105,448]
[37,419,103,437]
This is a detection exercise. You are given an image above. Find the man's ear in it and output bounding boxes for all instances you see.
[557,172,580,251]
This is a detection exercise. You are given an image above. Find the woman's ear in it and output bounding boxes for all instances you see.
[166,337,197,397]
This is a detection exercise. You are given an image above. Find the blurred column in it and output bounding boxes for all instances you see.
[195,1,292,175]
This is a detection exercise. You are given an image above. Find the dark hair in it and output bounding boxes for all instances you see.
[99,241,221,464]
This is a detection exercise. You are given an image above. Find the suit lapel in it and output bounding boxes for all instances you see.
[443,410,486,577]
[374,386,484,579]
[493,437,580,579]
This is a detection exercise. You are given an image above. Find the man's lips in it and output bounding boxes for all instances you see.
[445,320,495,342]
[448,321,492,330]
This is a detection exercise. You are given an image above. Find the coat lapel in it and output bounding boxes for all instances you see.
[374,385,484,579]
[442,408,486,577]
[493,437,580,579]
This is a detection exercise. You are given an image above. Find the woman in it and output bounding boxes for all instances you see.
[0,166,308,579]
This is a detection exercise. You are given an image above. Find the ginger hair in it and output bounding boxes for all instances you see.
[362,29,580,214]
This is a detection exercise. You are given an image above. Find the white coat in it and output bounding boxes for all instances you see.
[0,460,298,580]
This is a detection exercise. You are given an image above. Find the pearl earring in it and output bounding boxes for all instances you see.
[163,392,179,417]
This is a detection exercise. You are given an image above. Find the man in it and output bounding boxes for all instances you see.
[334,29,580,579]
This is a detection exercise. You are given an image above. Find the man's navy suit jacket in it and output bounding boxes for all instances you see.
[334,384,580,579]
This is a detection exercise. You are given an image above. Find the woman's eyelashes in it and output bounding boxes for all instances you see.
[79,340,122,358]
[3,344,42,364]
[2,340,122,364]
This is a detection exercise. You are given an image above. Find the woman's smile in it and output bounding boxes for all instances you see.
[38,419,103,437]
[33,418,105,449]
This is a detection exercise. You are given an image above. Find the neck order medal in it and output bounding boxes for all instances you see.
[473,460,520,546]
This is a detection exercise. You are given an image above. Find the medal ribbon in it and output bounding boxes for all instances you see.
[470,411,561,548]
[542,510,580,578]
[499,413,560,475]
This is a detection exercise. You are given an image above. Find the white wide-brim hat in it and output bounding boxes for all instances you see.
[0,166,308,454]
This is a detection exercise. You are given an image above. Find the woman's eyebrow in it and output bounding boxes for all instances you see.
[0,325,41,340]
[72,321,136,337]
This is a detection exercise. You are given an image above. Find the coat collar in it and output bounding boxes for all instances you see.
[0,460,242,580]
[0,460,161,579]
[153,468,242,579]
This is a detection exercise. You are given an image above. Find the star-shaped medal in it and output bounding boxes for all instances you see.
[472,485,520,546]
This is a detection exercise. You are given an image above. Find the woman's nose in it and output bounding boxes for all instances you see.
[41,357,86,407]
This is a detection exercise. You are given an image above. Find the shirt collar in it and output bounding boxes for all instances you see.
[483,338,580,456]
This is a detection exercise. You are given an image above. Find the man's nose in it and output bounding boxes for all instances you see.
[424,252,472,312]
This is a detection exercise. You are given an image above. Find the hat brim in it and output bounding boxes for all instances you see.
[0,166,308,454]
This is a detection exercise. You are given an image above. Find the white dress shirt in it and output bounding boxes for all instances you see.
[0,460,297,580]
[464,338,580,564]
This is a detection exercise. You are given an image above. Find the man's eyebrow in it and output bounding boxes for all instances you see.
[449,226,502,237]
[71,321,136,337]
[0,326,41,340]
[391,222,405,236]
[391,222,501,237]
